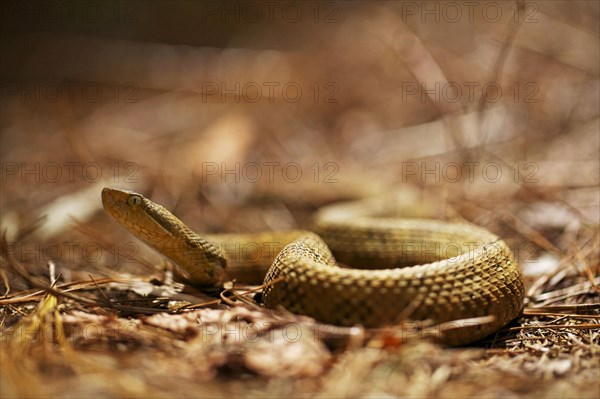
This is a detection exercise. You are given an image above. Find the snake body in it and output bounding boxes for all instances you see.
[102,187,524,345]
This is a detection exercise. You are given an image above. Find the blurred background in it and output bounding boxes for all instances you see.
[1,0,598,286]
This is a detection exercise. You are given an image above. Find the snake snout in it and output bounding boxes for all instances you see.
[101,187,129,210]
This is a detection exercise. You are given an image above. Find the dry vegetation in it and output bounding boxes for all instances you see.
[1,1,599,398]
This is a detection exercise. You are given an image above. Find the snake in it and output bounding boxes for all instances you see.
[101,187,524,345]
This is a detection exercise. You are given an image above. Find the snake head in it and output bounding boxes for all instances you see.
[102,187,227,286]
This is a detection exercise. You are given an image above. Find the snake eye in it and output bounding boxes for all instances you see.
[127,195,142,207]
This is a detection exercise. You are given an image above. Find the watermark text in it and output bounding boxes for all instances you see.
[201,162,339,184]
[401,162,539,184]
[1,81,139,104]
[1,162,139,184]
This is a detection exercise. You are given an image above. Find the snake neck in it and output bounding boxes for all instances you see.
[122,198,228,285]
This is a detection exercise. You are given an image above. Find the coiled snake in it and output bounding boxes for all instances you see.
[102,187,524,345]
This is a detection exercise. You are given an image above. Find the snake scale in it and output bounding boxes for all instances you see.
[102,187,524,345]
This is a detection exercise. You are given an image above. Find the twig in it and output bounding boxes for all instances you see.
[88,274,114,309]
[508,324,598,331]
